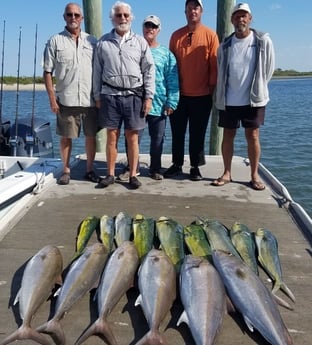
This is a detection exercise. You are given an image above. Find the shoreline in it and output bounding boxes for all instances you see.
[1,84,46,91]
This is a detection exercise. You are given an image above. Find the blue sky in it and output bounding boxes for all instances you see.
[1,0,311,76]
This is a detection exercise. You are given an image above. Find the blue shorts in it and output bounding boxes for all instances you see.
[99,94,146,131]
[218,106,265,129]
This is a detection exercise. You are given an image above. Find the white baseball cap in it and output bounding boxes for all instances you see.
[143,15,161,29]
[231,3,252,15]
[185,0,203,9]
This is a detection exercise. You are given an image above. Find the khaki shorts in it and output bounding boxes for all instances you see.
[57,104,98,138]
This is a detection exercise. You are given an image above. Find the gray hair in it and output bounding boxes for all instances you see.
[110,1,134,21]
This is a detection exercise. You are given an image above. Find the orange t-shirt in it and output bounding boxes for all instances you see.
[170,24,219,97]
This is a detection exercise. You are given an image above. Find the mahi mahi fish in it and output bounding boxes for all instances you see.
[255,228,296,304]
[99,214,115,253]
[0,245,63,345]
[75,241,139,345]
[212,250,294,345]
[135,249,176,345]
[36,243,108,345]
[156,216,185,273]
[133,214,155,261]
[230,222,258,274]
[72,215,99,260]
[177,255,226,345]
[114,211,133,247]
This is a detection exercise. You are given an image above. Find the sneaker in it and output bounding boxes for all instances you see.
[163,164,182,178]
[97,175,115,188]
[118,170,140,181]
[129,176,142,189]
[58,172,70,185]
[190,167,203,181]
[84,170,100,183]
[150,172,163,180]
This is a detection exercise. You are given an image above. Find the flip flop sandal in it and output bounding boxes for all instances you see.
[249,180,265,191]
[211,177,232,186]
[58,172,70,185]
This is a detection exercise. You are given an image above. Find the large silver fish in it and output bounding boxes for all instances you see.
[155,216,185,273]
[36,243,108,345]
[255,228,296,304]
[212,250,294,345]
[114,211,133,247]
[177,255,226,345]
[75,241,139,345]
[230,222,258,274]
[135,249,176,345]
[0,245,63,345]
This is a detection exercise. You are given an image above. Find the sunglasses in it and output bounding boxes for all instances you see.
[144,22,159,29]
[66,13,81,19]
[115,13,130,18]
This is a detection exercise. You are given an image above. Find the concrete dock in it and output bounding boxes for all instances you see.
[0,154,311,345]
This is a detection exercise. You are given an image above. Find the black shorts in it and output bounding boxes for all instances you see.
[218,105,265,129]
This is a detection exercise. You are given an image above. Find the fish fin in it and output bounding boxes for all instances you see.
[225,295,236,314]
[135,330,169,345]
[243,316,254,332]
[75,318,117,345]
[134,294,142,307]
[53,286,61,297]
[272,293,294,310]
[176,311,188,327]
[0,325,52,345]
[13,288,21,306]
[36,319,65,345]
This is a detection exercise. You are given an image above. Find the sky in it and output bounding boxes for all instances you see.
[0,0,311,76]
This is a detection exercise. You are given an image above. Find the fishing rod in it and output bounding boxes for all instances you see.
[0,21,5,140]
[27,23,39,157]
[11,26,22,156]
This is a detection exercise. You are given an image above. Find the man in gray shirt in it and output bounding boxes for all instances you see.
[43,2,99,185]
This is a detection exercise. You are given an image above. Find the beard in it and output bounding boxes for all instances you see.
[235,23,248,34]
[114,23,131,34]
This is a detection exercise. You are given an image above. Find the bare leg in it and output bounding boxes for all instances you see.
[220,128,236,180]
[85,136,96,173]
[60,137,72,174]
[125,129,139,178]
[106,129,119,176]
[245,127,261,182]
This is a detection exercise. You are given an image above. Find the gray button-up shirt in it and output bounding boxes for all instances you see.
[43,28,97,107]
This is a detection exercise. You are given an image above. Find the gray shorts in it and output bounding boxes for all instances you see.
[57,104,98,138]
[99,94,146,130]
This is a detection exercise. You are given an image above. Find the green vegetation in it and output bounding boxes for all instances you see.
[273,69,312,77]
[1,76,45,84]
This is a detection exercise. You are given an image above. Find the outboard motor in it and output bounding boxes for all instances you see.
[9,117,54,158]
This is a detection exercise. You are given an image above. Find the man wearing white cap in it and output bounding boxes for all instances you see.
[213,3,275,190]
[164,0,219,181]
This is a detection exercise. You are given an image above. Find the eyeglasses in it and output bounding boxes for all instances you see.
[144,22,159,29]
[187,32,193,46]
[66,13,81,19]
[115,13,130,18]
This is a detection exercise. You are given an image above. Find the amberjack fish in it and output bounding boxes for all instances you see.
[133,214,155,261]
[177,255,226,345]
[255,228,296,304]
[230,222,258,274]
[0,245,63,345]
[75,241,139,345]
[212,250,294,345]
[99,214,115,253]
[114,211,132,247]
[183,223,212,260]
[36,243,108,345]
[155,216,185,273]
[135,249,176,345]
[72,215,99,260]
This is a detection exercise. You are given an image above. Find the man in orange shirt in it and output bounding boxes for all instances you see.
[164,0,219,181]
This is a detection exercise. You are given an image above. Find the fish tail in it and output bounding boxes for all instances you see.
[135,330,169,345]
[36,319,65,345]
[75,319,117,345]
[280,281,296,303]
[273,292,294,310]
[0,325,51,345]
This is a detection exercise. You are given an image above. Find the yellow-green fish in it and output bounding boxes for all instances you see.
[73,215,99,260]
[183,223,212,260]
[230,222,258,274]
[155,216,185,273]
[115,211,132,247]
[99,214,115,253]
[255,228,295,305]
[133,214,155,261]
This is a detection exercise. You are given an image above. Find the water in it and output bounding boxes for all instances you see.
[1,78,312,217]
